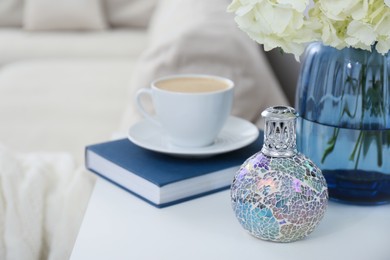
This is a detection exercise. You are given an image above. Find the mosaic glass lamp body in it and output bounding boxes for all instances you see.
[231,106,328,242]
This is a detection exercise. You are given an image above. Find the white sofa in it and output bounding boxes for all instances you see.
[0,0,156,159]
[0,0,293,259]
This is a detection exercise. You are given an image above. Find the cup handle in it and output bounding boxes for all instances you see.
[135,88,160,126]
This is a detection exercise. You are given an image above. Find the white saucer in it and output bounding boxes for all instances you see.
[128,116,259,157]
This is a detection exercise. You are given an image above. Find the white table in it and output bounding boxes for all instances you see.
[71,177,390,260]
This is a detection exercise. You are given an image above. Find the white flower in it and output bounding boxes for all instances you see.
[374,9,390,54]
[376,37,390,54]
[345,20,377,50]
[349,0,369,20]
[228,0,313,59]
[375,9,390,36]
[320,18,347,49]
[318,0,357,21]
[278,0,309,12]
[228,0,390,58]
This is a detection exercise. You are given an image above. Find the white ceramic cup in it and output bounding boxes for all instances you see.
[135,74,234,147]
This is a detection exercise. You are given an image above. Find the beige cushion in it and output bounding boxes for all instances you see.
[0,29,148,66]
[0,0,23,27]
[24,0,108,31]
[105,0,157,28]
[121,0,289,130]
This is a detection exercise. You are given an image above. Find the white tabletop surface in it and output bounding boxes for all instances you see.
[71,177,390,260]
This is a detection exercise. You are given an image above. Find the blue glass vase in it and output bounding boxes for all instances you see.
[296,42,390,205]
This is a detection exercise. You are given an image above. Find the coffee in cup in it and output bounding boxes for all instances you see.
[155,77,230,93]
[135,74,234,147]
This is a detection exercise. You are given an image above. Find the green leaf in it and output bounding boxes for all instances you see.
[321,128,339,164]
[349,132,363,162]
[375,134,383,167]
[362,132,372,158]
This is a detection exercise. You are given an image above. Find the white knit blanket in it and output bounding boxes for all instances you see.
[0,145,95,260]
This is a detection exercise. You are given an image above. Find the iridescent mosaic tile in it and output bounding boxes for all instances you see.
[231,152,328,242]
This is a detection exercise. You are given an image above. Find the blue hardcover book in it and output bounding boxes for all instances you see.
[85,132,263,208]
